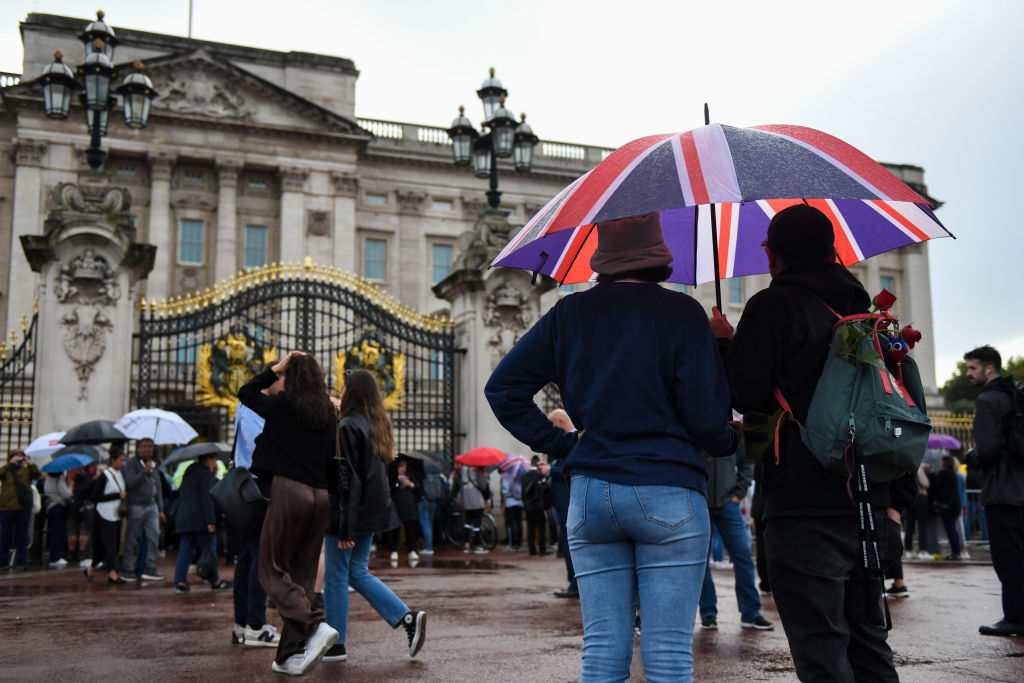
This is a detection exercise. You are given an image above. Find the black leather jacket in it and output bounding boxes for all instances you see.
[327,411,397,539]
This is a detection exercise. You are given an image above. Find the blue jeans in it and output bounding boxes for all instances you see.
[418,499,437,552]
[710,525,725,562]
[174,532,219,584]
[568,475,709,683]
[324,534,410,643]
[699,502,761,620]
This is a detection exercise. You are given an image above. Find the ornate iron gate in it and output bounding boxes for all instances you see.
[132,261,457,457]
[0,308,38,455]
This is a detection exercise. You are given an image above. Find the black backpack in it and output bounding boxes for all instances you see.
[522,470,550,511]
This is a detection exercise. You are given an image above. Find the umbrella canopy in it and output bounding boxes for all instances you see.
[163,441,232,469]
[927,433,962,450]
[455,447,508,468]
[499,454,531,478]
[402,450,451,475]
[25,431,67,459]
[114,408,199,445]
[60,420,128,445]
[42,450,98,474]
[492,123,952,299]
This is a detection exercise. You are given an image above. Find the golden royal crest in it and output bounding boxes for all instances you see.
[334,332,405,410]
[196,327,277,418]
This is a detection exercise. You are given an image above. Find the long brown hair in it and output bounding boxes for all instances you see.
[284,354,337,431]
[338,369,394,462]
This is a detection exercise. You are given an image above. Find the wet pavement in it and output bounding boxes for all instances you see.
[1,547,1022,681]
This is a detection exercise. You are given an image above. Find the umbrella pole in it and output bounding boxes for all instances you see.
[704,104,723,311]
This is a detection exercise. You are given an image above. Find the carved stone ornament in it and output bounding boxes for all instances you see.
[307,210,332,236]
[482,278,533,370]
[15,140,48,167]
[462,197,490,218]
[279,167,309,193]
[396,190,427,215]
[330,172,358,198]
[54,248,122,401]
[453,209,513,272]
[152,66,255,120]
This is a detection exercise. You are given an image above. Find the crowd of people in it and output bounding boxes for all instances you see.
[2,204,1022,679]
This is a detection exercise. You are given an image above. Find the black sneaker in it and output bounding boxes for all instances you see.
[400,610,426,657]
[322,643,347,662]
[634,615,641,637]
[701,615,718,630]
[886,585,910,598]
[175,582,190,594]
[741,615,774,630]
[140,571,165,581]
[210,580,232,591]
[979,620,1024,637]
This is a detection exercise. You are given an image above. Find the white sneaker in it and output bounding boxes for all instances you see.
[49,558,68,568]
[473,547,489,554]
[390,551,399,561]
[419,549,434,555]
[271,653,305,676]
[232,623,245,645]
[348,585,355,593]
[710,560,733,570]
[916,551,934,561]
[78,559,92,568]
[244,624,280,648]
[957,551,971,560]
[299,622,339,674]
[408,551,419,561]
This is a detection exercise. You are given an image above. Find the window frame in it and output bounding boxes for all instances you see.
[178,219,205,265]
[363,236,388,281]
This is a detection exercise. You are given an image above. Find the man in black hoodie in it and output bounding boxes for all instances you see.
[716,205,914,682]
[964,345,1024,637]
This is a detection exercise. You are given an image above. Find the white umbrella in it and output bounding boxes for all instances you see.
[114,408,199,445]
[25,431,67,459]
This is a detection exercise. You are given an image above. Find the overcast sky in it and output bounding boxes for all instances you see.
[3,0,1022,387]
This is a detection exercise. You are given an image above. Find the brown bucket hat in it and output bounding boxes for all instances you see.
[589,213,673,276]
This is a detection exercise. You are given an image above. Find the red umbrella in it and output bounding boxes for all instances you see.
[455,447,508,467]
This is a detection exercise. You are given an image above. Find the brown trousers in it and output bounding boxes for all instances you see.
[259,476,329,663]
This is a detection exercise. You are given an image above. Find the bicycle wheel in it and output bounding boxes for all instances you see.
[445,510,468,547]
[480,514,498,550]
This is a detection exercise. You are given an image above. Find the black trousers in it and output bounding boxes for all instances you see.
[985,504,1024,623]
[505,505,523,548]
[233,524,268,629]
[525,510,547,554]
[555,507,576,588]
[765,514,901,683]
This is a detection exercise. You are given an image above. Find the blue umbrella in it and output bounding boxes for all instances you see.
[42,451,96,473]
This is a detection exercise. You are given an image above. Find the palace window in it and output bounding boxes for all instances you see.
[365,238,387,280]
[179,220,204,264]
[880,275,896,296]
[245,226,268,268]
[365,193,388,206]
[432,244,452,283]
[728,278,744,305]
[431,199,454,212]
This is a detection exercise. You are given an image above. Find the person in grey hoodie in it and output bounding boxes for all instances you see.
[121,438,165,580]
[697,442,773,631]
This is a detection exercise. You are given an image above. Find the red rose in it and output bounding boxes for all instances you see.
[901,326,922,349]
[873,289,897,311]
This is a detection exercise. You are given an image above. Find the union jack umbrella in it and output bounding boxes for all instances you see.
[491,122,953,308]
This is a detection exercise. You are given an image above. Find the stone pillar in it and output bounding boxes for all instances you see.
[6,140,48,334]
[22,183,155,431]
[901,243,939,403]
[330,172,358,274]
[214,158,243,282]
[396,189,427,304]
[865,258,881,296]
[278,167,309,264]
[146,153,176,301]
[434,209,553,454]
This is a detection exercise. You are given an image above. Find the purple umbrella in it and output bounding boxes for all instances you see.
[927,433,962,450]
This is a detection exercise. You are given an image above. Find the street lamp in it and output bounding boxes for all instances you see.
[447,68,539,210]
[34,11,158,170]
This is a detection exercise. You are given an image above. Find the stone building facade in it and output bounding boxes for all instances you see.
[0,12,944,450]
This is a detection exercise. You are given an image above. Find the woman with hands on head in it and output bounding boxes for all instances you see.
[237,350,341,676]
[322,368,427,664]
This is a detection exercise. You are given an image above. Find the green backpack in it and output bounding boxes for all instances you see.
[774,306,932,483]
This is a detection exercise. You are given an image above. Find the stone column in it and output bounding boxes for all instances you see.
[146,153,176,301]
[397,189,427,304]
[278,167,309,265]
[214,158,243,282]
[22,183,155,430]
[330,172,358,274]
[865,258,881,296]
[434,209,553,454]
[901,243,939,402]
[6,141,47,335]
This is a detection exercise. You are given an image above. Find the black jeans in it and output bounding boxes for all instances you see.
[555,507,576,589]
[525,510,547,554]
[233,526,267,629]
[985,504,1024,623]
[765,514,901,683]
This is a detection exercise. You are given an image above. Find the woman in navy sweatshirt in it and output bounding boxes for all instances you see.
[486,213,737,682]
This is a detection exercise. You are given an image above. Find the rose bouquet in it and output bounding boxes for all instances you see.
[832,289,921,368]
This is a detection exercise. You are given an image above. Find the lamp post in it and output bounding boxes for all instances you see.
[447,68,538,210]
[34,11,158,170]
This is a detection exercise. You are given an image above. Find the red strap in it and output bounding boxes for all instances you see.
[772,387,799,466]
[895,363,916,408]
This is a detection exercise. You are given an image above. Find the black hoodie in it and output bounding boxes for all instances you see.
[727,261,916,517]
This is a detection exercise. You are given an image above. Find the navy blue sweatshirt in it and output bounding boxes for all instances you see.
[485,281,738,495]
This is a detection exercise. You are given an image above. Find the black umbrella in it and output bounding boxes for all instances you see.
[162,441,232,470]
[402,450,450,475]
[48,444,108,463]
[59,420,128,445]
